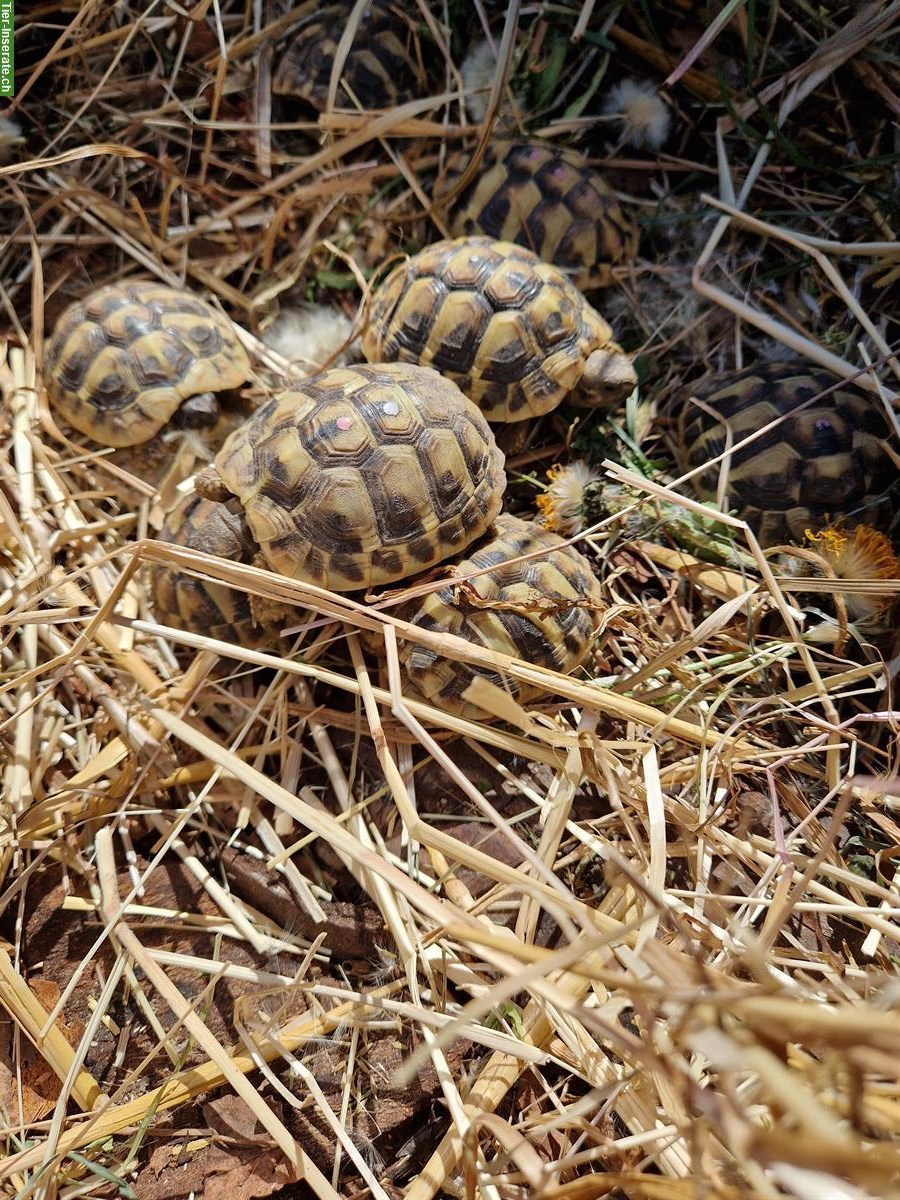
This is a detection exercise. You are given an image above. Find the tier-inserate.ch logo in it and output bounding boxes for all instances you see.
[0,1,12,98]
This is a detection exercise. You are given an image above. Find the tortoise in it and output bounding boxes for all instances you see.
[194,362,506,592]
[390,513,604,718]
[44,282,251,448]
[272,0,432,111]
[361,237,636,424]
[151,493,284,648]
[432,140,639,291]
[674,362,899,547]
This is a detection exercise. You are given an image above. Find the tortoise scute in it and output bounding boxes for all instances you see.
[44,282,251,447]
[394,513,604,718]
[207,363,506,592]
[675,363,898,545]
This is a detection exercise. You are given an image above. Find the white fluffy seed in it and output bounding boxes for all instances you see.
[262,304,358,372]
[0,114,24,163]
[601,79,671,150]
[460,39,522,124]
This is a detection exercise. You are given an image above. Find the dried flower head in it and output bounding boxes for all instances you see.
[601,79,671,150]
[805,524,900,622]
[536,461,600,535]
[263,304,357,372]
[460,39,522,124]
[0,114,24,164]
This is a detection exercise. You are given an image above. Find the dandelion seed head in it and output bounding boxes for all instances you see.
[536,461,600,535]
[460,39,522,124]
[0,114,24,163]
[601,79,671,150]
[805,523,900,622]
[263,304,357,373]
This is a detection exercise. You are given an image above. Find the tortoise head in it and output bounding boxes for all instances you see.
[575,346,637,409]
[193,465,234,503]
[172,391,221,431]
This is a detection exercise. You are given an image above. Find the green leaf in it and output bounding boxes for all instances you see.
[533,38,568,110]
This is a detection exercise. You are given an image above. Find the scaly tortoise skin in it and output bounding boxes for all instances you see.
[194,363,506,592]
[44,282,251,448]
[392,513,604,718]
[152,493,282,648]
[272,0,431,111]
[676,363,898,547]
[362,237,636,424]
[432,141,639,291]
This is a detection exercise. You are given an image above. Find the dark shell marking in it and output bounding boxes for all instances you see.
[676,363,898,546]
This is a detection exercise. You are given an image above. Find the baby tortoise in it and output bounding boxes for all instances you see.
[432,140,639,290]
[392,513,604,718]
[151,493,285,649]
[194,363,506,592]
[362,237,636,424]
[273,0,432,111]
[675,362,898,547]
[44,282,250,448]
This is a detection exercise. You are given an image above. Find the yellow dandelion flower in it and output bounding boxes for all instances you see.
[537,461,600,535]
[805,524,900,622]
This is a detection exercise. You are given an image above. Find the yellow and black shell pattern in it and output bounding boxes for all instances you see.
[675,363,898,547]
[151,493,281,649]
[196,363,506,593]
[394,513,604,718]
[272,0,431,111]
[433,141,639,290]
[44,282,251,448]
[362,237,636,423]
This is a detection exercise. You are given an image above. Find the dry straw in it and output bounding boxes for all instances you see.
[1,2,898,1198]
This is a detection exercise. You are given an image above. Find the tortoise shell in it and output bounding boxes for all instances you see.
[432,141,639,290]
[393,513,604,718]
[361,237,636,423]
[196,363,506,592]
[675,363,898,546]
[45,282,251,448]
[272,0,431,111]
[151,493,281,648]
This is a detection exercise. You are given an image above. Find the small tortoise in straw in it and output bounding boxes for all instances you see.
[674,362,898,547]
[194,363,506,593]
[272,0,433,111]
[151,493,284,649]
[391,513,604,718]
[44,282,251,448]
[362,237,636,424]
[432,141,639,291]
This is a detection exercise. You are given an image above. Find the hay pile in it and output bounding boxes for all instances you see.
[1,3,898,1198]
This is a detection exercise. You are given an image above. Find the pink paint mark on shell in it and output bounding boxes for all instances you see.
[336,416,353,430]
